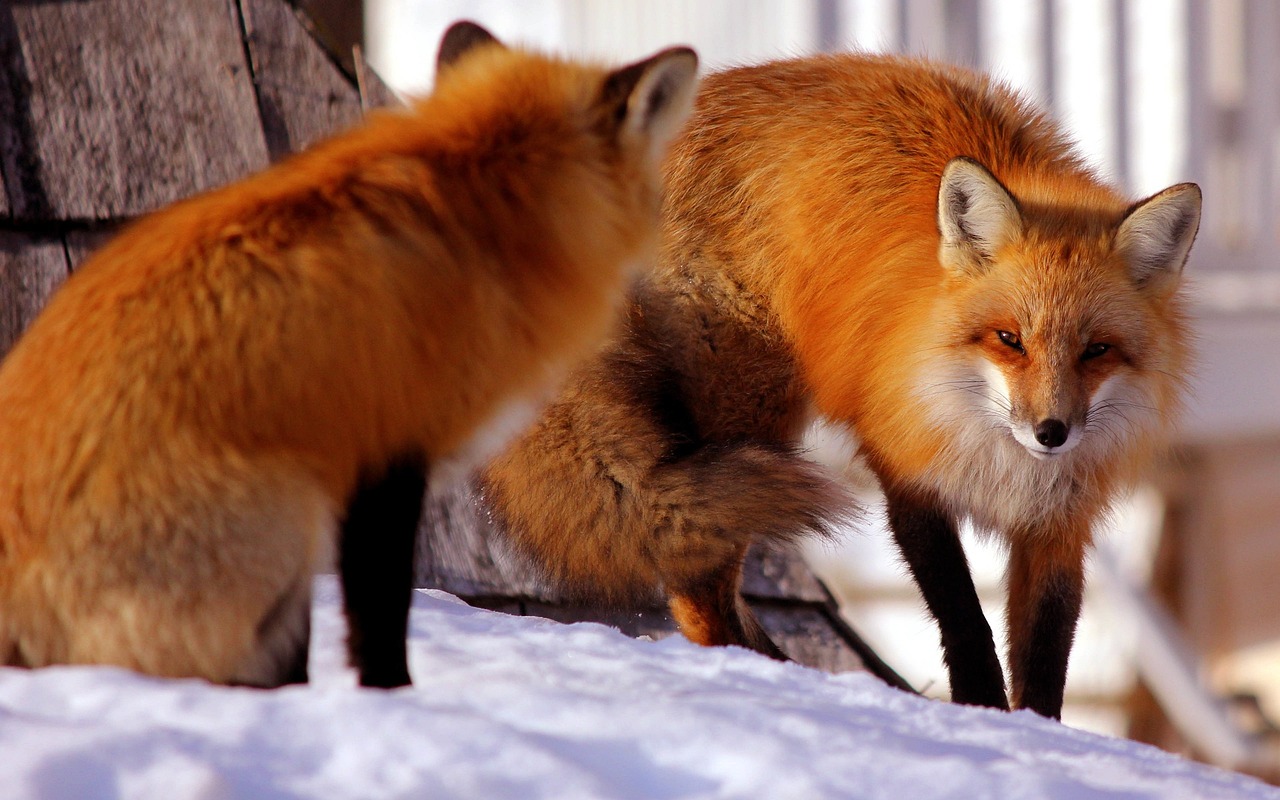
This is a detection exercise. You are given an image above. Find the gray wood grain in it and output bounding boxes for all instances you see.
[523,602,679,642]
[416,483,549,599]
[291,0,362,79]
[0,232,69,356]
[741,542,829,603]
[240,0,362,161]
[519,599,866,674]
[0,162,10,217]
[0,0,269,220]
[752,603,867,674]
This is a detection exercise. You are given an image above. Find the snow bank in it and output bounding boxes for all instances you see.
[0,577,1273,799]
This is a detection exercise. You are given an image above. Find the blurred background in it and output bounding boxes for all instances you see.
[344,0,1278,774]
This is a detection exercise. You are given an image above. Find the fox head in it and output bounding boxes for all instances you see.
[931,157,1200,465]
[425,21,700,292]
[433,20,700,193]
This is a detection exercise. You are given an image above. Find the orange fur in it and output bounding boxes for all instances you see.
[0,24,698,686]
[486,53,1198,716]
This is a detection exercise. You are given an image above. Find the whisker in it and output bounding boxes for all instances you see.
[918,379,1011,412]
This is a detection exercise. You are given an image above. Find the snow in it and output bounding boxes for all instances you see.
[0,577,1274,800]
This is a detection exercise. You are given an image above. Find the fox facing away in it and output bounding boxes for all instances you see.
[0,22,698,688]
[483,53,1200,718]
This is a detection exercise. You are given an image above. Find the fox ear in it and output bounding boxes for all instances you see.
[1115,182,1201,292]
[436,20,504,74]
[599,46,699,162]
[937,157,1022,276]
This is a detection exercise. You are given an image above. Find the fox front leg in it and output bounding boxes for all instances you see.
[339,455,427,688]
[883,485,1009,710]
[1005,531,1087,719]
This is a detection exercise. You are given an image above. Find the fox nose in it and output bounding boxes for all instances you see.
[1034,419,1069,448]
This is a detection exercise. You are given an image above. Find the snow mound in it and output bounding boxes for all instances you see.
[0,576,1273,799]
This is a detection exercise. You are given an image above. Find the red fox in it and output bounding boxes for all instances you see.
[0,21,698,689]
[482,53,1199,718]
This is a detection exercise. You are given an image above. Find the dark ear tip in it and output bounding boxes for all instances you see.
[650,46,699,87]
[1162,181,1201,201]
[437,20,502,73]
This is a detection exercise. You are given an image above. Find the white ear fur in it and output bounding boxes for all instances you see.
[937,157,1022,275]
[1115,182,1201,291]
[610,47,699,162]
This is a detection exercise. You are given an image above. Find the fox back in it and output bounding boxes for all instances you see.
[0,22,698,687]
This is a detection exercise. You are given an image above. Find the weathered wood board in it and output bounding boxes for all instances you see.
[0,232,68,355]
[0,0,269,220]
[525,600,871,675]
[416,483,549,600]
[240,0,363,161]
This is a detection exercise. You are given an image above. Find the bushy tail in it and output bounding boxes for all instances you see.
[647,443,855,583]
[482,438,857,604]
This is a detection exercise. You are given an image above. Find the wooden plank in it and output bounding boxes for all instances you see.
[415,483,550,599]
[526,598,874,676]
[740,542,829,602]
[354,45,400,110]
[0,0,269,221]
[0,0,49,223]
[523,603,679,642]
[292,0,362,78]
[815,602,917,692]
[0,232,69,356]
[0,13,38,219]
[0,156,10,217]
[239,0,362,161]
[752,603,867,674]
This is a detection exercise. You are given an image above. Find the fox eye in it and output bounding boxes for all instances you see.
[996,330,1024,353]
[1082,342,1111,360]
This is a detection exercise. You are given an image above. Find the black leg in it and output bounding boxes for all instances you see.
[884,486,1009,710]
[339,455,426,688]
[1007,535,1086,719]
